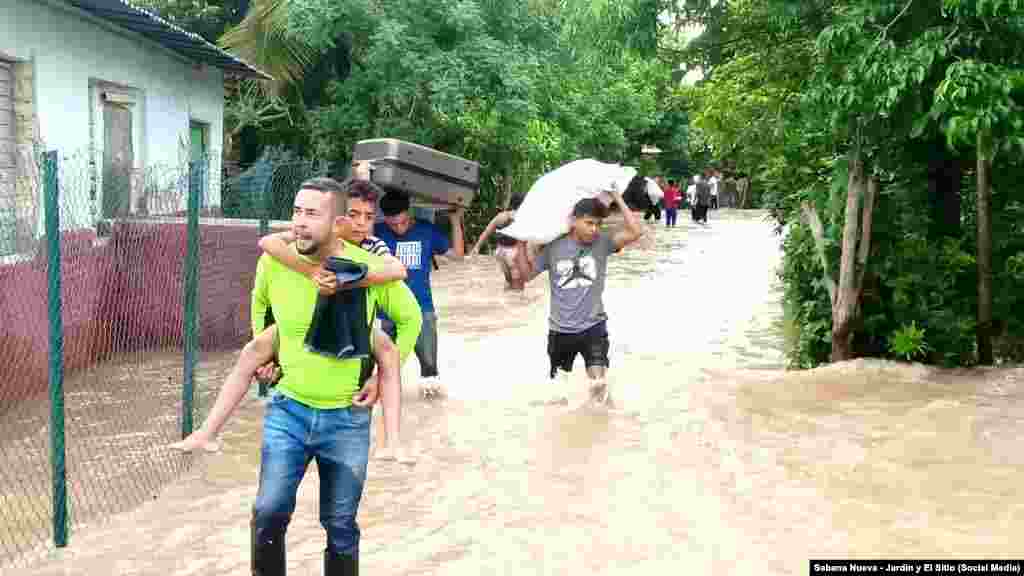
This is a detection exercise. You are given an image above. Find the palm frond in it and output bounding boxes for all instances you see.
[218,0,316,96]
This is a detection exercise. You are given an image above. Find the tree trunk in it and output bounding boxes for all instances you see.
[831,150,866,362]
[853,175,877,321]
[976,133,993,365]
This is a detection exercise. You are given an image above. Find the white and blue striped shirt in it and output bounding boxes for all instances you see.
[361,236,391,257]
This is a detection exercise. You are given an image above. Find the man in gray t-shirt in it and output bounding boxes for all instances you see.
[538,230,614,332]
[515,187,645,404]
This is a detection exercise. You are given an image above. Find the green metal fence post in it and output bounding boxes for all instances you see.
[44,150,69,548]
[257,167,273,397]
[258,172,271,238]
[182,160,201,437]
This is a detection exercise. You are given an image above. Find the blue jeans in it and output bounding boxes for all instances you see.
[251,391,372,560]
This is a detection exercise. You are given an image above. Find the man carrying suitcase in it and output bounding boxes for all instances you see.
[375,191,466,397]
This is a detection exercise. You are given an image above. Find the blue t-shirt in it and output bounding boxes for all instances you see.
[374,219,450,312]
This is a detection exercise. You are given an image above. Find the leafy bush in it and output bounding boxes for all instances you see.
[888,322,929,361]
[781,163,1024,368]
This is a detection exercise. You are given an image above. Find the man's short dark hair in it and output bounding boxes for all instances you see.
[572,198,607,219]
[622,174,652,211]
[380,191,410,216]
[624,174,646,198]
[300,177,347,215]
[341,177,383,205]
[509,193,525,211]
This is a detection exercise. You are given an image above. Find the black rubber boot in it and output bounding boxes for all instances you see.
[324,549,358,576]
[251,521,286,576]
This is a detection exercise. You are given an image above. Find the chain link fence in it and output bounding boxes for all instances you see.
[221,151,329,222]
[0,147,324,569]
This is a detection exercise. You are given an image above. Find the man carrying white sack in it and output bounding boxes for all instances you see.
[489,158,638,285]
[512,186,645,407]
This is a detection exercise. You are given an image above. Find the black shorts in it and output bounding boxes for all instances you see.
[547,322,610,378]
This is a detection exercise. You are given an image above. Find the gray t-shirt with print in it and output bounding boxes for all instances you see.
[534,232,616,333]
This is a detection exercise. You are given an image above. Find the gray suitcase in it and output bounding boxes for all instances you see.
[352,138,479,209]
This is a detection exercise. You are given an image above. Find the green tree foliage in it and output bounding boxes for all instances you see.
[135,0,249,42]
[687,0,1024,367]
[280,0,688,241]
[219,0,317,96]
[141,0,693,246]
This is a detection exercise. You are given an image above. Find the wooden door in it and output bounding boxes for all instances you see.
[102,101,133,218]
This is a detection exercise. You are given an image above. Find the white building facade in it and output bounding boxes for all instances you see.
[0,0,265,250]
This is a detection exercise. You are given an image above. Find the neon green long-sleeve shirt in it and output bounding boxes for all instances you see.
[251,241,423,409]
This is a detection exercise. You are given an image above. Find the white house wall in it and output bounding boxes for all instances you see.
[0,0,225,228]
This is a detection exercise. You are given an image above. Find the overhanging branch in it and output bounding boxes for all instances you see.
[800,201,837,305]
[880,0,914,41]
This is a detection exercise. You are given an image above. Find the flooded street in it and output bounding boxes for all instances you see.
[16,210,1023,576]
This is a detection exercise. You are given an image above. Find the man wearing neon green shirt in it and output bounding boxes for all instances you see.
[249,177,422,576]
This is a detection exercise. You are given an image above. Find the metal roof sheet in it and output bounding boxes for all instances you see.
[62,0,271,79]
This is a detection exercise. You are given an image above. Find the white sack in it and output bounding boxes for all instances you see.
[499,159,637,244]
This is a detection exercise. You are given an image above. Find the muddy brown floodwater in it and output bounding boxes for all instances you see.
[15,210,1024,575]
